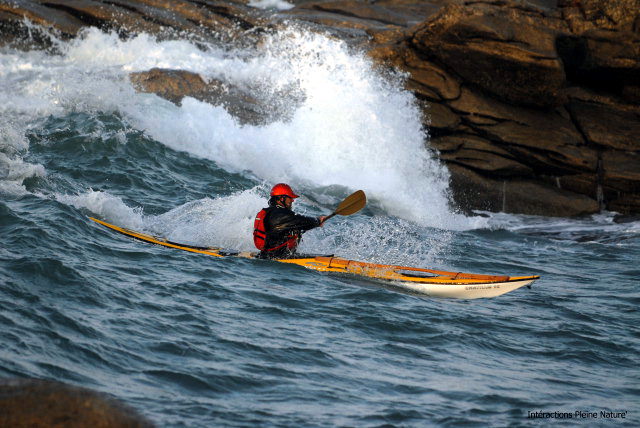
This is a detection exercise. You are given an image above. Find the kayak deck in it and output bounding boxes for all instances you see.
[89,217,539,299]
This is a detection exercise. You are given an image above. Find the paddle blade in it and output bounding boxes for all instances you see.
[334,190,366,216]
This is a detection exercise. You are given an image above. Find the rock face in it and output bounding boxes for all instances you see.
[1,0,638,216]
[0,0,266,49]
[411,4,567,108]
[364,0,640,216]
[130,68,277,125]
[0,378,154,427]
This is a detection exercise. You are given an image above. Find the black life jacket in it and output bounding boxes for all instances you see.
[253,208,298,252]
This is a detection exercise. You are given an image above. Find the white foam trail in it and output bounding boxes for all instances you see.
[146,187,267,250]
[57,190,144,230]
[56,187,266,251]
[1,25,486,231]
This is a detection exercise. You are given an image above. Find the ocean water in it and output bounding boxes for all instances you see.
[1,25,638,426]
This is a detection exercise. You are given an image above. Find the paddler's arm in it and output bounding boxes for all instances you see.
[268,210,324,233]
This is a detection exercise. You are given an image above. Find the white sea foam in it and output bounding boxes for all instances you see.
[146,187,267,250]
[1,25,486,233]
[53,187,266,251]
[0,152,46,195]
[57,190,144,230]
[475,210,640,246]
[249,0,294,11]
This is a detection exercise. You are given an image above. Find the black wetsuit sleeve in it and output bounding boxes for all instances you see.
[267,209,320,234]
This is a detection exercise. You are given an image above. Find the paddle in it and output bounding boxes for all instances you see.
[322,190,366,223]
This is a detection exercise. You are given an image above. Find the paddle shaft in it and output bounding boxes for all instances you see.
[323,212,339,222]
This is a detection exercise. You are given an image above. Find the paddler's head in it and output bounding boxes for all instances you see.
[269,183,299,209]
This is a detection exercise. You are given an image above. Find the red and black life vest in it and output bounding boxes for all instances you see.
[253,208,298,252]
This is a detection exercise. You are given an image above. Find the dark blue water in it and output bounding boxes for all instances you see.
[1,26,639,427]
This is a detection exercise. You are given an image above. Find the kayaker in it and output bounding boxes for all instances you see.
[254,183,327,259]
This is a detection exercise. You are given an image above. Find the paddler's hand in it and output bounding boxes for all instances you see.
[318,216,328,226]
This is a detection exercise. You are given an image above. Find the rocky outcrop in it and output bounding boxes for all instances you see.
[0,0,266,49]
[0,378,154,427]
[1,0,638,216]
[129,68,304,125]
[411,5,567,108]
[364,0,640,216]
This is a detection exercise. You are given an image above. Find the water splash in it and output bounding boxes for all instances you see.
[57,190,144,230]
[1,24,484,231]
[249,0,294,10]
[58,186,450,266]
[146,187,266,250]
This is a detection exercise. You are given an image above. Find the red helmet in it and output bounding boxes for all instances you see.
[270,183,299,199]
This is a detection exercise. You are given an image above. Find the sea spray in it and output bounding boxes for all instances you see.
[0,152,46,196]
[117,28,472,229]
[248,0,295,10]
[1,24,485,232]
[304,215,453,266]
[57,190,144,230]
[146,188,267,251]
[55,185,449,267]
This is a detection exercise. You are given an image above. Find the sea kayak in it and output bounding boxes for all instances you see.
[89,217,539,299]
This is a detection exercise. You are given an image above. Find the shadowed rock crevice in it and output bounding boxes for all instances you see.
[42,2,128,36]
[556,31,640,99]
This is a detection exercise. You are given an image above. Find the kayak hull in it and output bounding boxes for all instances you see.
[275,256,538,299]
[392,278,536,299]
[89,217,539,299]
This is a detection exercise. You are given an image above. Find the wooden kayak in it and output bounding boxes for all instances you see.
[89,217,539,299]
